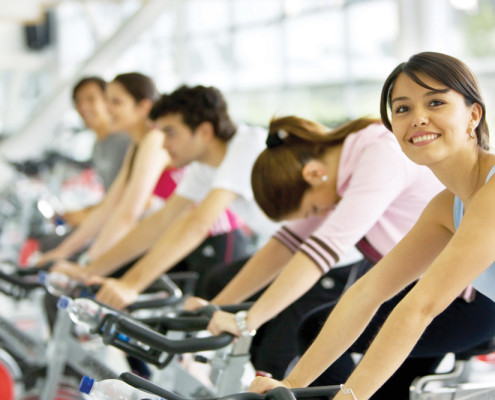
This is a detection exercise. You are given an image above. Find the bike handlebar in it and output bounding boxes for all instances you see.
[126,274,182,311]
[136,303,253,332]
[0,263,182,313]
[15,262,53,276]
[119,372,340,400]
[72,274,183,311]
[0,262,45,299]
[0,270,43,298]
[99,314,234,367]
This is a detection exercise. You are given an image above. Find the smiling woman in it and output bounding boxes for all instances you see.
[248,52,495,400]
[391,74,482,170]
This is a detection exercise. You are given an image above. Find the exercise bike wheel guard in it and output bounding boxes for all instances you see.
[0,357,16,400]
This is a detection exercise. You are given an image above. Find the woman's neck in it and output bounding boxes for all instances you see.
[127,121,148,144]
[92,119,112,141]
[431,149,494,204]
[322,143,344,178]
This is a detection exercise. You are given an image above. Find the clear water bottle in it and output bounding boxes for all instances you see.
[57,296,113,331]
[58,296,135,344]
[79,376,163,400]
[38,271,79,297]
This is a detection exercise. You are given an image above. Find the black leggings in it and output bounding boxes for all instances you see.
[249,260,371,379]
[297,284,495,400]
[200,259,373,379]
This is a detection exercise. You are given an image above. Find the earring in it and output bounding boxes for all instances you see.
[322,175,328,182]
[469,129,476,139]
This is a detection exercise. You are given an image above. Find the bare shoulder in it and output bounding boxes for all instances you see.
[143,128,165,145]
[419,188,456,233]
[135,129,167,161]
[467,166,495,213]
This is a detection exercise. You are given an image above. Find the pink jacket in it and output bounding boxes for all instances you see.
[273,123,444,273]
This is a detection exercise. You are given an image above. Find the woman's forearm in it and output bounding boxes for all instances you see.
[284,279,382,388]
[84,195,192,278]
[51,200,113,258]
[87,208,140,260]
[212,239,293,305]
[82,209,171,277]
[246,252,323,331]
[333,298,434,400]
[117,212,214,293]
[52,161,131,260]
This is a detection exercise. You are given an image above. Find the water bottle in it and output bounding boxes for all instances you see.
[79,376,163,399]
[57,296,113,331]
[38,271,79,297]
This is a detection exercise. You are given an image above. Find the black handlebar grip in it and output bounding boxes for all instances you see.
[126,274,182,311]
[113,316,234,354]
[266,387,296,400]
[156,315,211,331]
[15,263,53,276]
[197,304,220,318]
[136,302,253,332]
[194,301,253,318]
[119,371,340,400]
[291,386,340,398]
[0,270,41,288]
[219,302,254,313]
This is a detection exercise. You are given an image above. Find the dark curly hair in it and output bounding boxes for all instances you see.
[149,85,237,141]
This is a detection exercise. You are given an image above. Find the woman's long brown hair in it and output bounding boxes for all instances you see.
[251,116,380,221]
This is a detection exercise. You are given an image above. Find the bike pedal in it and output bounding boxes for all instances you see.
[194,355,209,364]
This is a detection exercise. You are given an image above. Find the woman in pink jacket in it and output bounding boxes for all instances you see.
[185,116,470,397]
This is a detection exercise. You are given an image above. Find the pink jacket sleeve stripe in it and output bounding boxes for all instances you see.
[300,244,332,273]
[273,226,303,253]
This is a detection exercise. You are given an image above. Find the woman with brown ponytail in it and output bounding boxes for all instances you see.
[185,115,444,390]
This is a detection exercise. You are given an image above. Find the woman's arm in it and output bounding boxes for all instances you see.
[208,163,440,337]
[332,183,495,400]
[38,147,133,263]
[81,193,193,278]
[212,238,294,304]
[185,238,293,311]
[208,250,324,335]
[87,130,169,260]
[92,188,245,309]
[249,192,453,394]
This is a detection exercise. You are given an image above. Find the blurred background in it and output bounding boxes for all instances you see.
[0,0,493,163]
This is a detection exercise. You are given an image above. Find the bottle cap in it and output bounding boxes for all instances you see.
[57,296,71,310]
[37,270,47,284]
[79,376,95,394]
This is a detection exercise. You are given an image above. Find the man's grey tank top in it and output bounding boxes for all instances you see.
[453,165,495,302]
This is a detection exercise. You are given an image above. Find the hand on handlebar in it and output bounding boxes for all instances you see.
[207,310,241,337]
[93,277,139,310]
[36,249,65,266]
[183,296,210,311]
[50,260,88,281]
[250,377,291,394]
